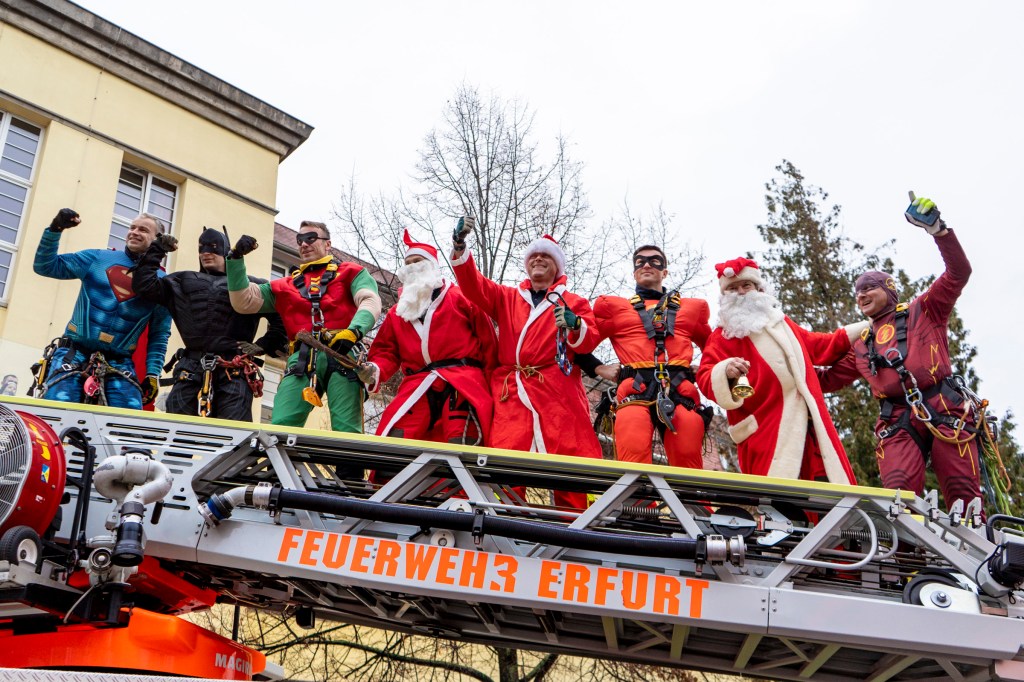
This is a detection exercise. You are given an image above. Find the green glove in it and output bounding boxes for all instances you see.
[905,194,945,235]
[453,216,475,247]
[554,305,581,331]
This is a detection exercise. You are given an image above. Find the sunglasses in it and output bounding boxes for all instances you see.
[633,255,666,271]
[296,232,328,246]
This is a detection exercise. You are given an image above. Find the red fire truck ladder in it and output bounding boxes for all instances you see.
[2,395,1024,681]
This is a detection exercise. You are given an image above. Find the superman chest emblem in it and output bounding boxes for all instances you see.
[106,265,137,302]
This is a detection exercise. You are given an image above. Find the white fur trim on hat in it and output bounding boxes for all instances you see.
[719,266,764,294]
[524,234,565,276]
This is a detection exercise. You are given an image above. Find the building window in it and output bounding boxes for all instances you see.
[0,113,43,302]
[108,165,177,250]
[270,261,289,280]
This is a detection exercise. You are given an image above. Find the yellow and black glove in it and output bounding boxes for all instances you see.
[141,375,160,406]
[326,328,363,355]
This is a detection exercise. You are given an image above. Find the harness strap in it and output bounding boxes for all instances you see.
[618,364,696,384]
[291,259,341,338]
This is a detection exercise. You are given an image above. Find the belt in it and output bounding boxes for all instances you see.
[405,358,483,376]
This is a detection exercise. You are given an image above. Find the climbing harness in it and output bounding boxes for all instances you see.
[32,340,141,406]
[866,304,981,447]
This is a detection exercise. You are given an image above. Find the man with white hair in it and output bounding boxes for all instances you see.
[450,217,601,510]
[363,230,495,445]
[695,257,861,484]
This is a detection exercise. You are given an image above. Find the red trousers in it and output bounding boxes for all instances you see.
[874,407,981,510]
[383,384,480,445]
[614,378,704,469]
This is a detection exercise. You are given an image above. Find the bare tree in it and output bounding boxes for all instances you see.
[334,83,595,288]
[603,199,707,296]
[316,84,712,682]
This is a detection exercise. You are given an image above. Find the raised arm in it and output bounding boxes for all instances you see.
[33,209,92,280]
[132,236,177,306]
[225,236,276,314]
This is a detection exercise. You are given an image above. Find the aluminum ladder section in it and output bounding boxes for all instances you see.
[6,395,1024,682]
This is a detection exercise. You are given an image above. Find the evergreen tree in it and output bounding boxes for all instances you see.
[754,160,997,498]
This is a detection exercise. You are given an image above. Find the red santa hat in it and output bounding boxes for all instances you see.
[715,256,765,293]
[402,229,439,266]
[523,234,565,276]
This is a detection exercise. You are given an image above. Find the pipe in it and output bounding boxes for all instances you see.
[92,449,173,567]
[93,449,173,507]
[201,484,744,566]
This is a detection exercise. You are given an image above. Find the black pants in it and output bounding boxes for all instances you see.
[165,357,254,422]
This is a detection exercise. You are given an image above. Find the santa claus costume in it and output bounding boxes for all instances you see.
[452,234,602,509]
[366,230,496,446]
[695,258,860,484]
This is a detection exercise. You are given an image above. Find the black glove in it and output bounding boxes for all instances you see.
[327,328,363,355]
[140,375,159,406]
[227,235,259,259]
[236,341,265,356]
[49,208,80,233]
[152,233,179,253]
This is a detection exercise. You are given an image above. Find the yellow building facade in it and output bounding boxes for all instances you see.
[0,0,310,397]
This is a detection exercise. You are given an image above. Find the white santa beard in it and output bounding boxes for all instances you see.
[718,290,785,338]
[395,260,444,322]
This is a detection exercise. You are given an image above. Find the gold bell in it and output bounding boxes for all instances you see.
[731,375,755,400]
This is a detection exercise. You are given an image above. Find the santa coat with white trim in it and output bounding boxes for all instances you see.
[696,316,860,484]
[452,251,602,459]
[367,281,496,441]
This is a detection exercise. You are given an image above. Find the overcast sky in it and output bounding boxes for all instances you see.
[78,1,1024,421]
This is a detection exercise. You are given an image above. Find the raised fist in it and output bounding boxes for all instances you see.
[227,235,258,259]
[453,216,475,245]
[905,193,946,236]
[153,233,179,253]
[49,208,81,232]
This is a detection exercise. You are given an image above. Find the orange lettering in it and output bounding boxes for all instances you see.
[459,550,487,589]
[350,537,374,573]
[594,567,618,606]
[277,528,303,562]
[491,555,518,592]
[299,530,325,567]
[538,561,561,599]
[563,563,591,603]
[405,544,438,580]
[435,547,459,585]
[322,533,351,569]
[652,574,680,614]
[374,540,401,577]
[620,570,648,610]
[685,578,709,618]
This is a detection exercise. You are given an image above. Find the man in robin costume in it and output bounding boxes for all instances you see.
[225,221,381,433]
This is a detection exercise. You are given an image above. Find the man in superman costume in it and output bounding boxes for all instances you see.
[32,208,171,409]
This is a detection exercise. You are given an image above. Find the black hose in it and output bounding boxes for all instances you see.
[271,489,700,560]
[986,514,1024,543]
